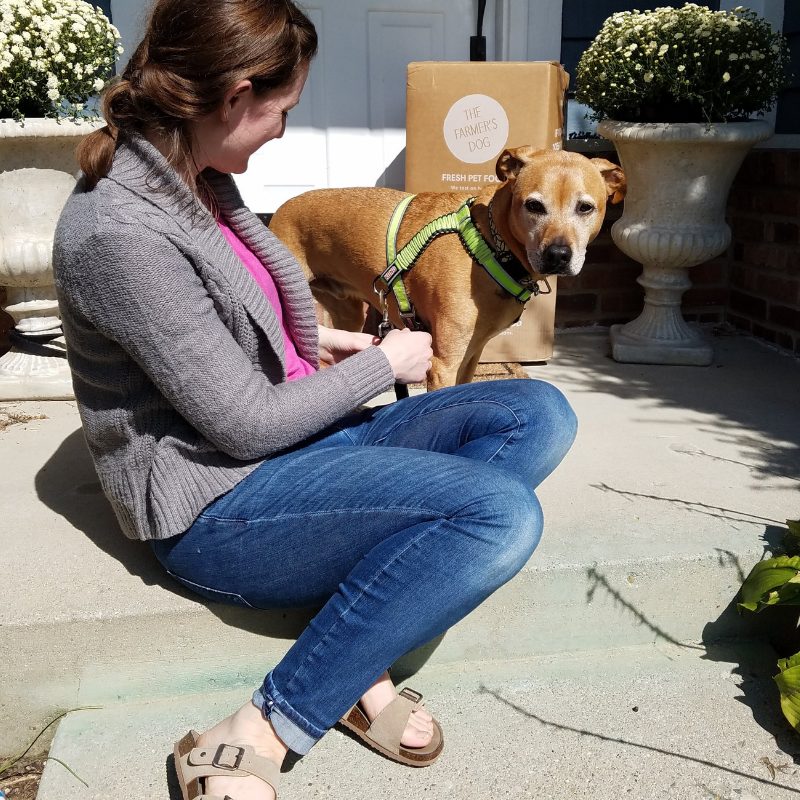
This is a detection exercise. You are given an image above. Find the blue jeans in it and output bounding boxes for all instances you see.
[151,379,576,754]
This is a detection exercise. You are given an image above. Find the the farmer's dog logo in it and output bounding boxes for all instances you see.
[442,94,509,164]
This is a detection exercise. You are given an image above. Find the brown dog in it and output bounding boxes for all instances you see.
[270,147,625,389]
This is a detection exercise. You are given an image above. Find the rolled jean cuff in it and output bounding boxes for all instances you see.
[252,673,324,756]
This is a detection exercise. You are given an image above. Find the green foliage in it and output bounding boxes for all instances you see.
[575,4,791,123]
[783,519,800,556]
[0,0,122,121]
[775,652,800,730]
[738,521,800,732]
[737,554,800,612]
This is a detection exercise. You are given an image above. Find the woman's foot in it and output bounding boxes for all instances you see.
[195,701,287,800]
[357,671,434,748]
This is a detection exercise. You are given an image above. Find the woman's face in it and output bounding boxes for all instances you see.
[193,63,309,174]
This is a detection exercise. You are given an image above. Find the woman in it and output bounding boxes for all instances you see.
[53,1,577,798]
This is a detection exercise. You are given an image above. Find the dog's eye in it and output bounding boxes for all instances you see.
[524,199,546,214]
[577,201,595,214]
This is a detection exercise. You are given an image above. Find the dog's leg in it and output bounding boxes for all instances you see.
[310,281,367,333]
[427,353,464,391]
[455,351,481,385]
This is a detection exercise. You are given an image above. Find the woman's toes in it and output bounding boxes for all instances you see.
[400,709,434,749]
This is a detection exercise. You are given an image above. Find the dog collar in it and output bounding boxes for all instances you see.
[377,196,543,322]
[487,199,517,266]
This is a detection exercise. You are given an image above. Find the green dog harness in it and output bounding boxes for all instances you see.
[376,195,541,327]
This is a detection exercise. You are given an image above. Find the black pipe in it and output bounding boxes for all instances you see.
[470,0,487,61]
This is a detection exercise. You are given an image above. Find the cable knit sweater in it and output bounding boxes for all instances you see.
[53,134,395,541]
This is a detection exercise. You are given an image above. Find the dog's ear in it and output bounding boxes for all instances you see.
[495,146,543,181]
[590,158,627,204]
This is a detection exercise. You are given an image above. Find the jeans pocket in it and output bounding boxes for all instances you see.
[165,569,255,608]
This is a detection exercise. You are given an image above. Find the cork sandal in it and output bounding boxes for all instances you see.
[338,687,444,767]
[174,730,280,799]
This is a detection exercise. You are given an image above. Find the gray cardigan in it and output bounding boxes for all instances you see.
[53,134,395,541]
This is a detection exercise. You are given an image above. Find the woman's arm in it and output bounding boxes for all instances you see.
[57,228,395,461]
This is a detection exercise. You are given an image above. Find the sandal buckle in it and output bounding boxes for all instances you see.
[212,743,245,771]
[399,687,423,704]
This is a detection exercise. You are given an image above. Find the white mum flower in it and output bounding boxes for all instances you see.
[47,87,59,100]
[677,64,686,72]
[93,77,104,91]
[643,71,654,82]
[658,44,669,56]
[722,72,731,82]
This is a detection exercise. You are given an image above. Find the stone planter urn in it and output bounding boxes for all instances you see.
[597,120,772,366]
[0,117,101,399]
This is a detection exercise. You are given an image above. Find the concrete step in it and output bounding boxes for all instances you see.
[3,331,799,756]
[36,641,800,800]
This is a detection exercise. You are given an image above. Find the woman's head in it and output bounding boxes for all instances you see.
[78,0,317,188]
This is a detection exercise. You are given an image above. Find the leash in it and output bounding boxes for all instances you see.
[374,297,410,400]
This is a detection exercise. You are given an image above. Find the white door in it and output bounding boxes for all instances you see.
[240,0,489,212]
[110,1,560,212]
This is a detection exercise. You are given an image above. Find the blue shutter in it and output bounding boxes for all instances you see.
[776,0,800,134]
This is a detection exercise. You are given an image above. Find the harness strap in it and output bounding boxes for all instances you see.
[384,194,416,317]
[379,196,536,321]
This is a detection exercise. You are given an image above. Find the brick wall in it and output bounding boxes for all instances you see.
[555,148,800,355]
[726,150,800,353]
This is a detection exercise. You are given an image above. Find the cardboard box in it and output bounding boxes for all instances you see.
[405,61,568,363]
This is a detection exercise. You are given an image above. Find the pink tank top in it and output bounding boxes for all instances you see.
[217,220,316,381]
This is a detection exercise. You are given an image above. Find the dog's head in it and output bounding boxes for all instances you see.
[495,147,626,278]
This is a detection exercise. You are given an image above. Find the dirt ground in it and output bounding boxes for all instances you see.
[0,758,45,800]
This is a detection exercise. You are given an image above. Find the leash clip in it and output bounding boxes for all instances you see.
[375,289,393,340]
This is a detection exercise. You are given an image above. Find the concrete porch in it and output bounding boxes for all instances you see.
[2,329,799,799]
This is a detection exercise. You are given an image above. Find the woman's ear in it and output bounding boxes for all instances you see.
[221,79,253,121]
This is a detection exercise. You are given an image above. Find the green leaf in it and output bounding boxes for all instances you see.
[775,651,800,730]
[784,519,800,556]
[738,556,800,612]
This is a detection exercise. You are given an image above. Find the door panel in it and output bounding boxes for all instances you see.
[248,0,482,211]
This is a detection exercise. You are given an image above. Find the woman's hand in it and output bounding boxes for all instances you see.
[318,325,379,367]
[378,328,433,384]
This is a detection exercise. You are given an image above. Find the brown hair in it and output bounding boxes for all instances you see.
[78,0,317,191]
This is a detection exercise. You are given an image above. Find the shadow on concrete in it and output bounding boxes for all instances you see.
[543,332,800,488]
[590,484,790,532]
[586,566,706,651]
[34,428,442,672]
[582,519,800,764]
[481,669,800,793]
[582,521,785,651]
[34,429,169,589]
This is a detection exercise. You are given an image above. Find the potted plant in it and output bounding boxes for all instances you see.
[575,4,790,366]
[0,0,121,399]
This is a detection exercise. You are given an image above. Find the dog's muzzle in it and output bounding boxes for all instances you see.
[541,243,572,274]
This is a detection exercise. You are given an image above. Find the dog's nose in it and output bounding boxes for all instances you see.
[542,243,572,272]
